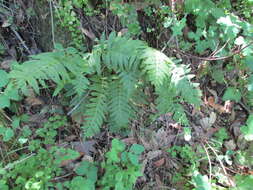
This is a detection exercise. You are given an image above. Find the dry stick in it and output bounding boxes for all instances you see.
[201,142,212,180]
[211,39,230,57]
[175,41,253,61]
[205,141,234,187]
[3,153,36,170]
[11,27,32,54]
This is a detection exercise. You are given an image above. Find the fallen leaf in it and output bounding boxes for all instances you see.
[71,140,96,156]
[122,137,137,145]
[224,100,234,113]
[224,139,236,150]
[80,28,96,40]
[146,150,163,160]
[154,158,165,167]
[200,112,217,129]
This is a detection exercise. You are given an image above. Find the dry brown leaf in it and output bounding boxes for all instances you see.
[224,100,234,113]
[71,140,96,156]
[122,137,137,145]
[146,150,163,160]
[80,28,96,40]
[154,158,165,167]
[199,112,217,129]
[155,174,164,189]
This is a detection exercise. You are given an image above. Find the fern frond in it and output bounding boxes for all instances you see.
[103,32,145,71]
[8,48,90,98]
[108,79,135,132]
[170,64,202,106]
[155,81,189,125]
[141,48,173,87]
[119,71,139,98]
[82,77,108,137]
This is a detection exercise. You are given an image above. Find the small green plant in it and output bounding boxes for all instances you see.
[99,139,144,190]
[54,0,94,49]
[0,115,81,190]
[61,161,98,190]
[213,127,229,148]
[168,145,199,173]
[107,0,141,35]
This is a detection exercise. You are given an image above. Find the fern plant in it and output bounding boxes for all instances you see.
[0,32,202,138]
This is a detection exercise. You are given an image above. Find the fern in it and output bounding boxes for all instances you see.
[155,80,189,124]
[1,32,202,138]
[108,79,135,132]
[141,48,172,87]
[83,77,108,137]
[141,48,201,124]
[170,64,202,106]
[4,48,89,100]
[103,32,145,71]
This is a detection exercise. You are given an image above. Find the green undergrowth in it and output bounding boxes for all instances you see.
[0,116,144,190]
[0,32,201,138]
[1,0,253,189]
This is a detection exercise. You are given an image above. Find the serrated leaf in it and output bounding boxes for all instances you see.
[75,161,97,182]
[222,87,241,102]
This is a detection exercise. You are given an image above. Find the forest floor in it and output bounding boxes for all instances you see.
[1,1,253,190]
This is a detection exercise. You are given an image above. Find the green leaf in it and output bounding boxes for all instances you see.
[222,87,242,102]
[128,152,139,166]
[75,161,97,182]
[3,128,14,142]
[112,139,126,152]
[141,48,172,87]
[172,17,186,36]
[0,69,9,87]
[234,175,253,190]
[130,144,144,155]
[0,95,10,108]
[193,173,212,190]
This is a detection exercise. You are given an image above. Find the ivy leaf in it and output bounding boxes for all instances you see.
[0,69,9,88]
[222,87,241,102]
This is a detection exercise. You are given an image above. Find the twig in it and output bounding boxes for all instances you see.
[3,153,35,170]
[10,27,32,54]
[201,142,212,180]
[175,41,253,61]
[205,141,234,187]
[210,39,230,57]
